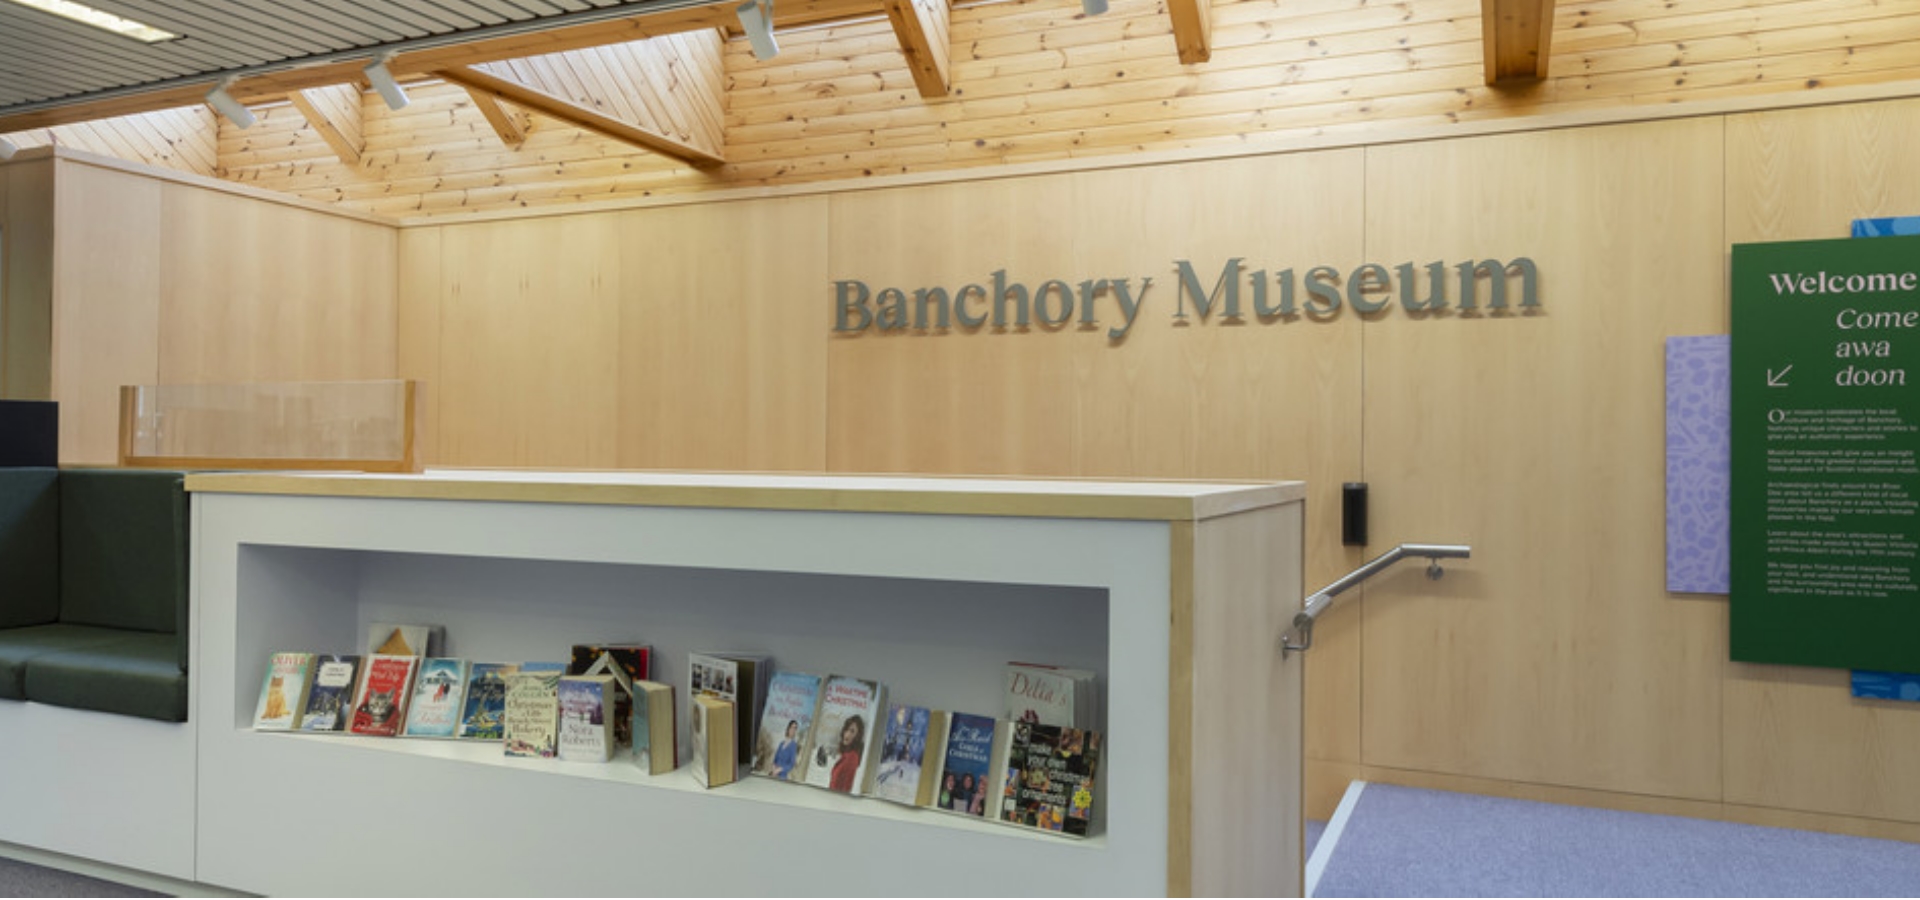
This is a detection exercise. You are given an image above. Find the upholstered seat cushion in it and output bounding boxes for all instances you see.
[0,623,131,700]
[23,631,188,722]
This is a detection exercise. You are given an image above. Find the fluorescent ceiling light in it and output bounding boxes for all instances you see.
[4,0,179,42]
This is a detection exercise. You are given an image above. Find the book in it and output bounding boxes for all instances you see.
[365,622,442,658]
[689,651,771,764]
[569,644,648,749]
[800,674,886,795]
[999,721,1102,838]
[557,674,617,762]
[691,694,737,788]
[348,654,418,737]
[631,679,677,775]
[503,670,562,758]
[871,704,947,807]
[402,658,469,738]
[751,670,822,782]
[934,712,1001,818]
[456,662,520,740]
[253,652,317,730]
[297,654,363,733]
[1004,661,1099,730]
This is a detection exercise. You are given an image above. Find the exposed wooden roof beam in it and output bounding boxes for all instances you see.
[287,84,366,165]
[1167,0,1212,65]
[462,87,529,149]
[1482,0,1555,83]
[883,0,951,98]
[436,65,724,168]
[0,0,882,134]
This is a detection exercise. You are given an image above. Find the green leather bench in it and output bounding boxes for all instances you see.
[0,468,190,722]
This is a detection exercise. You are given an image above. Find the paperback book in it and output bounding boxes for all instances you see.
[253,652,317,730]
[689,651,771,764]
[365,622,442,658]
[999,721,1102,838]
[348,654,418,737]
[456,662,519,740]
[568,644,650,748]
[557,674,617,762]
[800,674,886,795]
[1004,661,1099,730]
[751,670,822,782]
[935,712,1000,818]
[631,679,677,775]
[403,658,469,738]
[502,669,562,758]
[297,654,362,733]
[871,704,946,807]
[691,694,737,788]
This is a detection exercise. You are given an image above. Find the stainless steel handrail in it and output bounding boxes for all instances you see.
[1280,543,1471,657]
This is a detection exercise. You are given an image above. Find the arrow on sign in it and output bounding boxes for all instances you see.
[1767,365,1793,387]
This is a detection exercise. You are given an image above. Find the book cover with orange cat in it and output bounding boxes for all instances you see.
[253,652,317,730]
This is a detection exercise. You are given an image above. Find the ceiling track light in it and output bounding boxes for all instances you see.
[364,52,410,111]
[735,0,779,61]
[1082,0,1109,14]
[205,77,256,128]
[0,137,17,161]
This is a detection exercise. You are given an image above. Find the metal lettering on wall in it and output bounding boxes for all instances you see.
[832,257,1541,339]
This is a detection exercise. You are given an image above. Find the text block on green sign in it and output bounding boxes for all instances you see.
[1731,234,1920,670]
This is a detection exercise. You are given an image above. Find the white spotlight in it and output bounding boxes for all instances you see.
[1082,0,1108,14]
[364,53,410,111]
[735,0,778,61]
[205,78,257,128]
[0,138,16,161]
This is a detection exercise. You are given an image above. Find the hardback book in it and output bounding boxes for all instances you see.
[691,694,737,788]
[871,704,948,807]
[751,670,822,782]
[456,662,520,740]
[800,674,886,795]
[297,654,363,733]
[503,669,562,758]
[689,651,771,764]
[1004,661,1099,730]
[402,658,469,738]
[934,712,1001,818]
[253,652,317,730]
[557,674,618,762]
[631,679,677,776]
[569,645,648,749]
[998,721,1102,838]
[365,622,442,658]
[348,654,419,737]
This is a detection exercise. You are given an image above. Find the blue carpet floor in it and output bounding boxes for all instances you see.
[1310,783,1920,897]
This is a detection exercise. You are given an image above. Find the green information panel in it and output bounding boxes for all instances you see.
[1731,234,1920,670]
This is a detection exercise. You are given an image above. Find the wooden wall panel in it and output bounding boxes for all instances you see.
[156,185,397,385]
[613,198,830,471]
[822,153,1369,765]
[0,159,54,400]
[1720,97,1920,823]
[430,217,623,467]
[50,164,163,465]
[1358,118,1730,801]
[397,228,446,466]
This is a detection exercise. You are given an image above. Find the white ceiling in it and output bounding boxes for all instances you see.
[0,0,693,115]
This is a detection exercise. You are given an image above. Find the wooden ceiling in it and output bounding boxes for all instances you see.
[0,0,1555,167]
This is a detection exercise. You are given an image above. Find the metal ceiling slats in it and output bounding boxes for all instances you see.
[0,0,670,117]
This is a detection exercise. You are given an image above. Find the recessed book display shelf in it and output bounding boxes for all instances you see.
[188,470,1305,897]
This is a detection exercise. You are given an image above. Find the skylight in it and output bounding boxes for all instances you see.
[5,0,178,43]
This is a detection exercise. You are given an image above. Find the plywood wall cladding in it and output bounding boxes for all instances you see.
[405,197,829,470]
[3,108,217,178]
[184,0,1920,218]
[1359,118,1730,802]
[1721,98,1920,826]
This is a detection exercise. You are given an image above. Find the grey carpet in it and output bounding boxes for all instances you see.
[1312,783,1920,897]
[0,856,165,898]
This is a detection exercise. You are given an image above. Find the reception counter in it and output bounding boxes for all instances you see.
[186,470,1305,896]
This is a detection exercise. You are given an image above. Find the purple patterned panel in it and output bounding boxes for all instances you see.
[1667,335,1731,594]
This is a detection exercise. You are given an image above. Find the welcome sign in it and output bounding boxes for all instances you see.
[833,257,1541,339]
